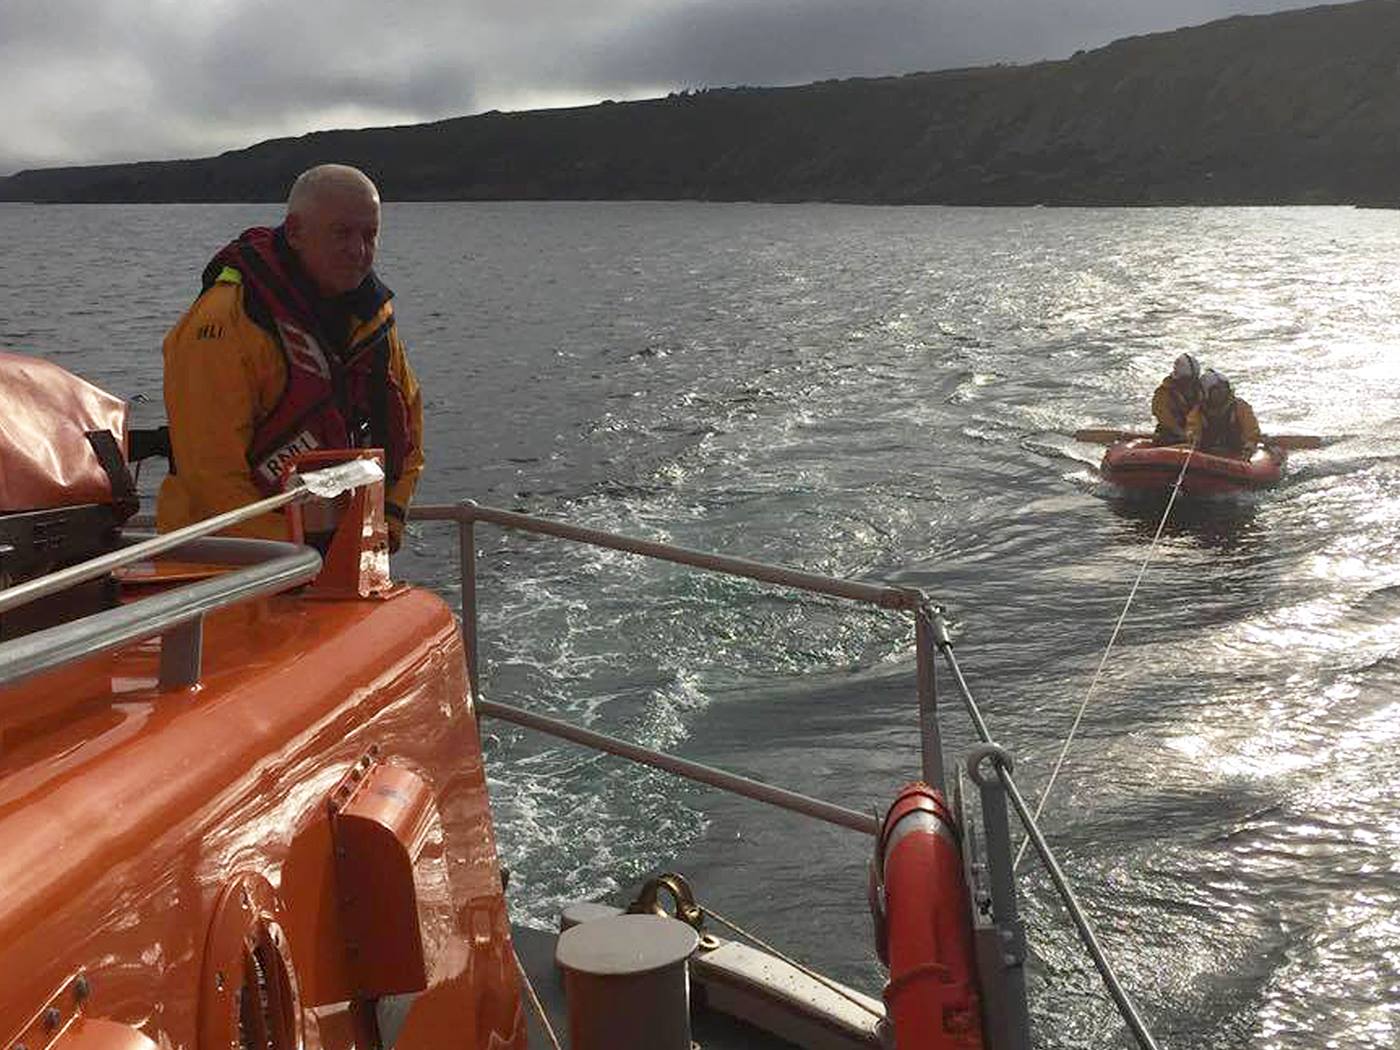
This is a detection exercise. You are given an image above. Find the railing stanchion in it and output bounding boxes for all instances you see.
[158,614,205,691]
[458,501,480,702]
[914,603,945,792]
[966,745,1032,1050]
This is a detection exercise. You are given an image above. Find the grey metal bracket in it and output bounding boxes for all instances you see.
[965,744,1032,1050]
[158,614,205,690]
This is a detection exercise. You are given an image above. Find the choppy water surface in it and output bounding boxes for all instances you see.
[4,201,1399,1048]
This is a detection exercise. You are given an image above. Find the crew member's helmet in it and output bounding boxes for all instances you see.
[1172,353,1200,383]
[1201,369,1232,409]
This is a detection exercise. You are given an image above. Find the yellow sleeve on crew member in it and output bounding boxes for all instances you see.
[384,323,425,540]
[1151,381,1183,433]
[155,282,290,539]
[1236,399,1262,449]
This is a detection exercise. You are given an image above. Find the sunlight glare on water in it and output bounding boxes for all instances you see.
[4,201,1400,1048]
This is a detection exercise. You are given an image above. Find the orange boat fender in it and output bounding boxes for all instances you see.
[869,782,985,1050]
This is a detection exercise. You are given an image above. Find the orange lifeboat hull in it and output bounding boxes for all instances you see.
[0,588,525,1049]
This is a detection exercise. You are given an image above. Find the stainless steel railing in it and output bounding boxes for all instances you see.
[0,459,375,619]
[0,461,378,692]
[476,697,878,835]
[934,615,1161,1050]
[412,499,1162,1050]
[414,500,946,791]
[0,536,320,691]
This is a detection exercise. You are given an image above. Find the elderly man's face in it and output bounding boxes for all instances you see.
[286,185,380,296]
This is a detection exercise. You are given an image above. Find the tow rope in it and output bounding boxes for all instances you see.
[1015,438,1198,869]
[515,948,564,1050]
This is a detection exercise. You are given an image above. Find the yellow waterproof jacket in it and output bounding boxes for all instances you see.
[1185,397,1261,454]
[1151,379,1197,441]
[156,279,424,544]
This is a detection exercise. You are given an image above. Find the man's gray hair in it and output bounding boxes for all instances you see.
[286,164,379,216]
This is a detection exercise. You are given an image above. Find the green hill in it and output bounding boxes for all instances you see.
[4,1,1399,205]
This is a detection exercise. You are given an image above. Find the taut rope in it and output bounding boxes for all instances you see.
[1015,438,1197,869]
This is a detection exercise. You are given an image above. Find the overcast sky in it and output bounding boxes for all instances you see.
[0,0,1330,176]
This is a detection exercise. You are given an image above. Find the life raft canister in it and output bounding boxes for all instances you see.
[0,349,134,516]
[870,782,984,1050]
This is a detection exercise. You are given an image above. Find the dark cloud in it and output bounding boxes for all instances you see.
[0,0,1331,175]
[574,0,1317,91]
[170,4,476,120]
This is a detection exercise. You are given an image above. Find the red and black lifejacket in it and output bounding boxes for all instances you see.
[201,226,415,495]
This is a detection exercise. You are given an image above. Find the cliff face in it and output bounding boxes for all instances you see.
[5,1,1400,205]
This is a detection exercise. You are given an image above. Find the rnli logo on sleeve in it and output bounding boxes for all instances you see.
[196,323,224,340]
[256,430,322,487]
[276,320,331,380]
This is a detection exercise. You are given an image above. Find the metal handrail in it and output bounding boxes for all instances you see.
[411,499,1162,1050]
[0,537,321,690]
[413,499,944,789]
[1,484,1160,1045]
[0,459,378,617]
[419,501,924,609]
[478,698,879,835]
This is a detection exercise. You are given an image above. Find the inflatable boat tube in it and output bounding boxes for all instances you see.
[1101,438,1285,496]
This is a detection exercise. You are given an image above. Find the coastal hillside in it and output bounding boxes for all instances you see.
[4,1,1399,205]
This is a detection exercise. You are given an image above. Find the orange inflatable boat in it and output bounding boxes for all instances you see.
[1101,438,1286,497]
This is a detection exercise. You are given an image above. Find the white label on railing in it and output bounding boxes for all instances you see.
[299,459,385,499]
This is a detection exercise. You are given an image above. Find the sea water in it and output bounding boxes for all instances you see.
[4,200,1399,1048]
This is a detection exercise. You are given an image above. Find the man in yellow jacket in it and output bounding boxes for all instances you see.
[157,164,423,551]
[1186,370,1261,456]
[1151,353,1203,444]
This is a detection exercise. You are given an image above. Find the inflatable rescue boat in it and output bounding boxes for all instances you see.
[1101,437,1285,497]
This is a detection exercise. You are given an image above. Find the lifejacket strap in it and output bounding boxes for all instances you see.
[86,430,139,520]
